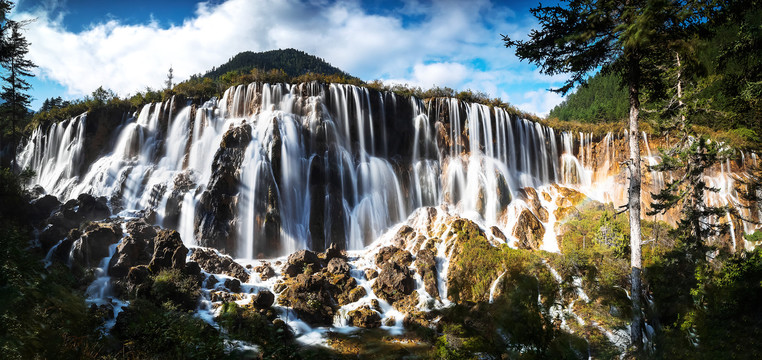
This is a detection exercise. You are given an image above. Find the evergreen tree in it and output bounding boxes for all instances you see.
[165,66,174,90]
[0,19,36,167]
[503,0,700,349]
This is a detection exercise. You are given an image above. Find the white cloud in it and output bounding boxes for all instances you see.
[517,89,566,117]
[13,0,562,115]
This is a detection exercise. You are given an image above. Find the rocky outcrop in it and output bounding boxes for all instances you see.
[149,230,188,272]
[38,194,111,252]
[283,249,321,277]
[189,248,249,283]
[195,123,252,254]
[415,247,439,299]
[372,260,415,305]
[347,306,381,328]
[108,219,159,278]
[276,273,338,326]
[327,257,350,275]
[275,255,363,326]
[254,263,276,280]
[513,209,545,250]
[518,187,549,222]
[251,289,275,309]
[70,221,122,268]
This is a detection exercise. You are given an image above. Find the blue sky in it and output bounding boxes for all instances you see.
[11,0,567,115]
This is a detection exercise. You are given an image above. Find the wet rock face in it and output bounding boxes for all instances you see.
[252,289,275,309]
[194,123,252,255]
[327,257,350,275]
[29,194,61,222]
[283,249,321,277]
[513,209,545,250]
[76,193,111,222]
[277,273,338,326]
[372,260,416,305]
[162,170,196,229]
[70,221,122,268]
[108,219,159,278]
[348,306,381,328]
[38,194,112,252]
[189,248,250,283]
[149,230,188,272]
[518,187,548,223]
[415,248,439,299]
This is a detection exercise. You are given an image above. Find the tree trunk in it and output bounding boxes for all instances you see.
[628,70,643,348]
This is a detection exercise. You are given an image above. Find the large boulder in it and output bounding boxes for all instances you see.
[513,209,545,250]
[251,289,275,309]
[277,273,337,326]
[195,123,252,254]
[190,248,249,282]
[374,246,413,267]
[70,221,122,268]
[372,261,415,305]
[347,306,381,328]
[108,235,154,278]
[148,230,188,272]
[29,194,61,222]
[76,193,111,221]
[283,249,321,277]
[326,257,350,275]
[108,219,159,278]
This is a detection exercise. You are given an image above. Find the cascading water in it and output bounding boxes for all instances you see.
[16,81,761,258]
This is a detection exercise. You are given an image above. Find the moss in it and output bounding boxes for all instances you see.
[150,268,200,311]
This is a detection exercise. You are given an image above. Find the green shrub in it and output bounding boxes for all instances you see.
[112,299,226,359]
[150,268,200,311]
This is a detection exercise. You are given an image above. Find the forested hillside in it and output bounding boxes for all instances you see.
[548,4,761,147]
[203,48,355,79]
[548,72,628,123]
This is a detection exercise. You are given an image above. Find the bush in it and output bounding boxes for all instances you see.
[112,299,226,359]
[150,268,200,311]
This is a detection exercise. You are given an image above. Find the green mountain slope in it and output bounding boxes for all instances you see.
[203,48,355,79]
[548,72,628,123]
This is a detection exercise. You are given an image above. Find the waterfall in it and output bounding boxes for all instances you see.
[17,81,761,257]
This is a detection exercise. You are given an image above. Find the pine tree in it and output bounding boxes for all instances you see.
[165,66,174,90]
[0,19,36,168]
[503,0,699,349]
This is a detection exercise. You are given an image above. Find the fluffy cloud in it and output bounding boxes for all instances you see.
[517,89,566,117]
[13,0,565,115]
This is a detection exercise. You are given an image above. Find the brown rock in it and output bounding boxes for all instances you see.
[149,230,188,272]
[347,306,381,328]
[70,221,122,268]
[327,257,350,275]
[251,289,275,309]
[372,261,415,304]
[365,268,378,280]
[414,248,439,299]
[190,248,249,282]
[513,209,545,250]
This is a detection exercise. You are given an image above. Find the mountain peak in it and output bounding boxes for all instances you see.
[204,48,355,79]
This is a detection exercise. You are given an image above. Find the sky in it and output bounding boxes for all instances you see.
[9,0,568,116]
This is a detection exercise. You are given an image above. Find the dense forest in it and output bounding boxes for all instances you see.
[548,3,762,150]
[203,48,356,80]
